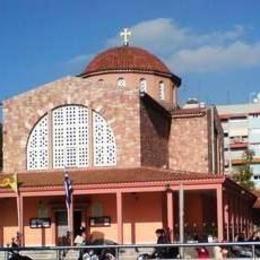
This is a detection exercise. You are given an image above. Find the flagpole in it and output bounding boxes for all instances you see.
[64,166,70,243]
[70,193,74,246]
[64,165,73,245]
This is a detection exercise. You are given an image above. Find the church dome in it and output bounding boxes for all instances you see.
[81,46,172,77]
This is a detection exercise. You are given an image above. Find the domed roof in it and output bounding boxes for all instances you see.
[81,46,172,77]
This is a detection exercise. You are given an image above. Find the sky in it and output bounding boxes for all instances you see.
[1,0,260,105]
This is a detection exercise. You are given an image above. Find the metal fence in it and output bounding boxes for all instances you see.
[0,241,260,259]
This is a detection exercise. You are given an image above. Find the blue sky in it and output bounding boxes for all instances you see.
[1,0,260,105]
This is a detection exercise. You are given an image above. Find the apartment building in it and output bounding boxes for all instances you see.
[217,103,260,189]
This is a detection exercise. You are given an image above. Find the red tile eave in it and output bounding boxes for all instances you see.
[223,177,257,202]
[219,113,247,120]
[172,108,207,118]
[0,176,225,195]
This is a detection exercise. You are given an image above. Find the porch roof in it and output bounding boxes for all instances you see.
[1,167,224,189]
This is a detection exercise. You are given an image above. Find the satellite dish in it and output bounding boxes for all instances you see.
[253,98,259,103]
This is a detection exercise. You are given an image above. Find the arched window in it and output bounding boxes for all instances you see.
[159,81,165,100]
[52,105,89,168]
[117,77,126,88]
[93,112,116,166]
[27,105,117,170]
[27,115,49,170]
[97,79,104,86]
[139,78,147,93]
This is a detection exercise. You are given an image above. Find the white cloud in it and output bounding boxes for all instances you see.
[107,18,245,55]
[68,18,260,74]
[65,54,94,74]
[170,41,260,72]
[106,18,260,73]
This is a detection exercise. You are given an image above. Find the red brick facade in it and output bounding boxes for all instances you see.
[169,108,224,173]
[2,77,224,174]
[2,77,142,172]
[2,46,223,175]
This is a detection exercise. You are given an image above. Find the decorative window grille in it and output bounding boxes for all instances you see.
[139,78,147,93]
[52,105,89,168]
[93,112,116,166]
[27,105,117,170]
[159,81,165,100]
[117,77,126,89]
[27,115,49,170]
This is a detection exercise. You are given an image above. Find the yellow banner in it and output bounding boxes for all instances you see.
[0,174,18,193]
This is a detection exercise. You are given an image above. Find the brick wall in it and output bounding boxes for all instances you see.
[2,76,142,172]
[169,108,224,174]
[140,95,171,168]
[169,111,210,173]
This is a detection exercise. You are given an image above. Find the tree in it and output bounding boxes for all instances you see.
[232,149,255,190]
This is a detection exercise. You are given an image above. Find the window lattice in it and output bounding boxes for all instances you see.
[27,115,49,170]
[140,78,147,93]
[93,112,116,166]
[52,106,89,168]
[27,105,117,170]
[159,81,165,100]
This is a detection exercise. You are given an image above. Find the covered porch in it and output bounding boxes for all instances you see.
[0,167,256,246]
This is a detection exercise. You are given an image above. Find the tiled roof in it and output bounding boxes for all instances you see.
[254,198,260,208]
[0,167,224,189]
[81,46,172,77]
[253,190,260,208]
[172,108,207,118]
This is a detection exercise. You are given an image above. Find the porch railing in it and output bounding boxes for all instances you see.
[0,241,260,259]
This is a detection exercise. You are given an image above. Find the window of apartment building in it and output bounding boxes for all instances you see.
[249,128,260,142]
[249,114,260,118]
[250,144,260,156]
[254,175,260,180]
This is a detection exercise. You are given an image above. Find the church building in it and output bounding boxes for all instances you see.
[0,30,256,246]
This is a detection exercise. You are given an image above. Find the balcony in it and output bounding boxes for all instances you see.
[231,157,260,165]
[229,141,248,149]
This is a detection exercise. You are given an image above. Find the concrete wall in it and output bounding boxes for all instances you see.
[0,198,18,246]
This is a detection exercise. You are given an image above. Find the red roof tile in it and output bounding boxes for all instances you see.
[81,46,171,77]
[0,167,224,189]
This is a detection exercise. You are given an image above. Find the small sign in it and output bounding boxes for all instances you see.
[89,216,111,227]
[30,218,51,228]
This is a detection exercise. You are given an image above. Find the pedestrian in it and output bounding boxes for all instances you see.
[196,246,210,259]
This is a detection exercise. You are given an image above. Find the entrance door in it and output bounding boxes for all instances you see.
[55,210,83,245]
[55,211,68,245]
[74,211,82,237]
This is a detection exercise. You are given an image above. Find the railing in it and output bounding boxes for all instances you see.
[1,241,260,259]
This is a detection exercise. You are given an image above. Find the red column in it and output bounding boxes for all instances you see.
[16,194,24,246]
[116,192,123,244]
[167,190,174,242]
[236,196,240,235]
[217,186,224,241]
[230,195,235,241]
[224,201,229,241]
[239,196,243,234]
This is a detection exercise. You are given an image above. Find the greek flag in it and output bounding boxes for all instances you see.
[64,172,73,209]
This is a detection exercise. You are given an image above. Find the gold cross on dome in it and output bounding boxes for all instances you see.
[120,28,131,46]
